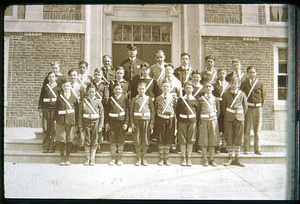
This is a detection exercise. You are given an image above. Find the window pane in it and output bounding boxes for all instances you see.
[113,25,122,41]
[279,63,287,73]
[278,88,287,100]
[270,6,288,22]
[278,76,288,87]
[278,49,287,60]
[152,25,160,42]
[123,25,132,41]
[133,25,141,41]
[143,25,151,41]
[161,25,171,42]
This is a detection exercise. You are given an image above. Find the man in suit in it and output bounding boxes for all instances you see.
[120,44,143,83]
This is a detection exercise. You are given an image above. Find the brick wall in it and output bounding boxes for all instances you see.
[205,4,242,24]
[203,36,288,130]
[5,32,83,128]
[258,5,266,25]
[43,5,83,20]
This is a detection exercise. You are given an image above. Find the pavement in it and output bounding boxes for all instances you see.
[4,162,286,200]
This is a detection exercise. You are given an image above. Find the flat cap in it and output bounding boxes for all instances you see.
[127,43,138,51]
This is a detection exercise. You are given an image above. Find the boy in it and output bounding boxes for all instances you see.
[101,55,115,84]
[109,66,130,97]
[200,55,218,85]
[131,62,160,100]
[53,77,81,166]
[130,82,155,166]
[159,63,182,99]
[92,68,109,150]
[222,76,248,167]
[78,61,93,88]
[105,82,129,166]
[150,50,166,84]
[80,84,104,166]
[155,80,177,166]
[174,53,193,87]
[198,82,220,166]
[41,61,64,88]
[68,69,85,152]
[213,69,230,153]
[38,72,61,153]
[226,59,247,85]
[241,66,265,155]
[176,82,199,166]
[192,70,205,99]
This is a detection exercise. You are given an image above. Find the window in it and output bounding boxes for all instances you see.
[112,22,171,43]
[266,5,288,25]
[274,43,288,108]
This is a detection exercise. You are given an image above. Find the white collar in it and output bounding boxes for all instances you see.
[94,79,102,85]
[230,89,238,94]
[130,57,136,61]
[161,93,171,99]
[183,94,195,100]
[205,69,215,74]
[116,78,125,82]
[140,76,151,79]
[64,92,71,99]
[204,93,213,98]
[181,65,189,70]
[218,80,227,86]
[157,63,165,68]
[115,94,122,99]
[56,73,63,76]
[88,96,96,101]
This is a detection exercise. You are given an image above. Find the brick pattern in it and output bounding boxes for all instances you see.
[5,32,83,128]
[205,4,242,24]
[258,5,266,25]
[203,36,288,130]
[43,5,82,20]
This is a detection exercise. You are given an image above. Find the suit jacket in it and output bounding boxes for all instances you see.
[120,58,143,82]
[53,92,81,127]
[222,89,248,122]
[241,78,265,105]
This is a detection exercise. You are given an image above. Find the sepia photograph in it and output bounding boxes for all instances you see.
[2,3,298,200]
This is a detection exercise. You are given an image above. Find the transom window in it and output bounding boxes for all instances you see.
[267,5,288,24]
[113,22,172,43]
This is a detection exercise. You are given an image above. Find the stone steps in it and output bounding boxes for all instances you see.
[4,139,287,153]
[4,150,286,165]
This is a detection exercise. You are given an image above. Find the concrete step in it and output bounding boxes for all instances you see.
[4,150,286,165]
[4,139,287,153]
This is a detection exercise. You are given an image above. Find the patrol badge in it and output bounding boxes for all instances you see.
[137,65,140,68]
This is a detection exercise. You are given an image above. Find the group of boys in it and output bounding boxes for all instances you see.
[38,43,265,167]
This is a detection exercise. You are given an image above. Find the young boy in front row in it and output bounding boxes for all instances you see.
[80,84,104,166]
[105,82,129,166]
[130,82,155,166]
[176,82,200,167]
[222,76,248,167]
[155,80,177,166]
[38,72,61,153]
[213,69,230,154]
[198,82,220,167]
[53,78,81,166]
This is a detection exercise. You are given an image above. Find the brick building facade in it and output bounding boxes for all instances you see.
[4,4,291,131]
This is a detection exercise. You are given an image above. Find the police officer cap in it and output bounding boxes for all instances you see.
[205,55,215,61]
[232,58,240,64]
[127,43,138,51]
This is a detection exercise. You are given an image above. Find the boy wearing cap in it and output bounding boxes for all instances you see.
[78,61,93,88]
[105,82,129,166]
[241,66,265,155]
[174,53,193,87]
[80,84,104,166]
[130,82,155,166]
[109,66,130,97]
[150,50,166,84]
[198,82,220,166]
[176,82,200,167]
[155,80,177,166]
[53,77,82,166]
[201,55,218,85]
[213,68,230,153]
[120,44,143,82]
[226,59,247,85]
[131,62,160,100]
[38,72,61,153]
[101,55,115,84]
[222,76,248,167]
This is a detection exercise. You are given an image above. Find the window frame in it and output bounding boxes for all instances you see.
[274,42,288,110]
[266,4,289,26]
